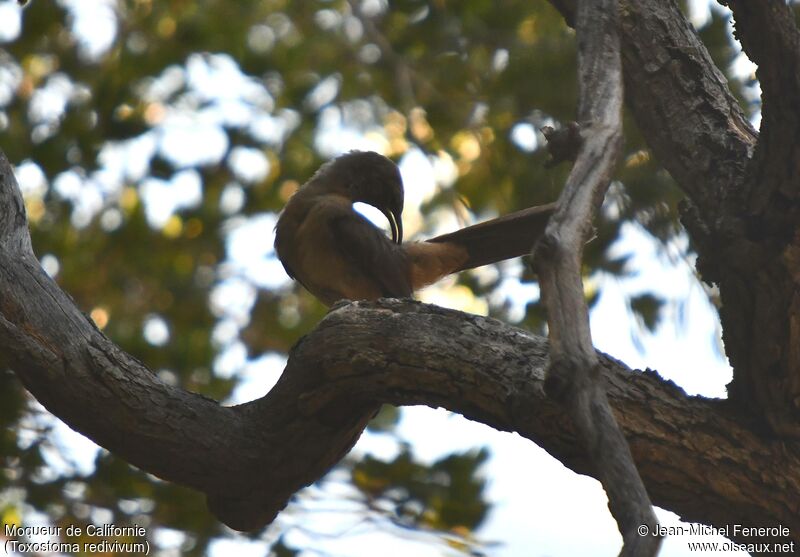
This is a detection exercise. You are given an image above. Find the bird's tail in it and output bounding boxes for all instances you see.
[426,203,556,272]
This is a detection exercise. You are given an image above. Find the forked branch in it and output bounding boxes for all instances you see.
[533,0,661,554]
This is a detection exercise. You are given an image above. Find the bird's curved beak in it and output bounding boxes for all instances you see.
[384,209,403,244]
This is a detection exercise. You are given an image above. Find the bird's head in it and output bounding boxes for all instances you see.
[314,150,404,244]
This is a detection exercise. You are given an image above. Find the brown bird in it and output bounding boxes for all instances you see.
[274,151,555,306]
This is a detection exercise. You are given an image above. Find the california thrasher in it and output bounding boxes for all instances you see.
[274,151,555,306]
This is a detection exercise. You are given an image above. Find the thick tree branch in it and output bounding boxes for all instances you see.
[550,0,800,437]
[1,151,798,542]
[718,0,800,216]
[534,0,660,554]
[549,0,757,218]
[613,0,800,435]
[721,1,800,139]
[697,3,800,437]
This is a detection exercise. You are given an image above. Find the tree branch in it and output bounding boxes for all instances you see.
[716,0,800,216]
[709,2,800,264]
[608,0,800,436]
[534,0,660,554]
[721,1,800,132]
[0,148,797,539]
[0,146,797,537]
[549,0,800,436]
[550,0,757,219]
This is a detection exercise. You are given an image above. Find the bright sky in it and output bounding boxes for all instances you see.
[0,1,763,555]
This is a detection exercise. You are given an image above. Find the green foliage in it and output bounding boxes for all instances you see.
[0,0,757,554]
[352,446,490,532]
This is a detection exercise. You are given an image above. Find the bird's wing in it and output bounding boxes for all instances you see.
[328,212,413,299]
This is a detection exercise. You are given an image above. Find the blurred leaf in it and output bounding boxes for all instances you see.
[367,405,402,433]
[270,535,300,557]
[352,446,490,532]
[630,292,665,332]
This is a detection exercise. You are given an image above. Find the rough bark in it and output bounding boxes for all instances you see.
[533,0,660,553]
[709,0,800,436]
[550,0,800,436]
[1,151,798,543]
